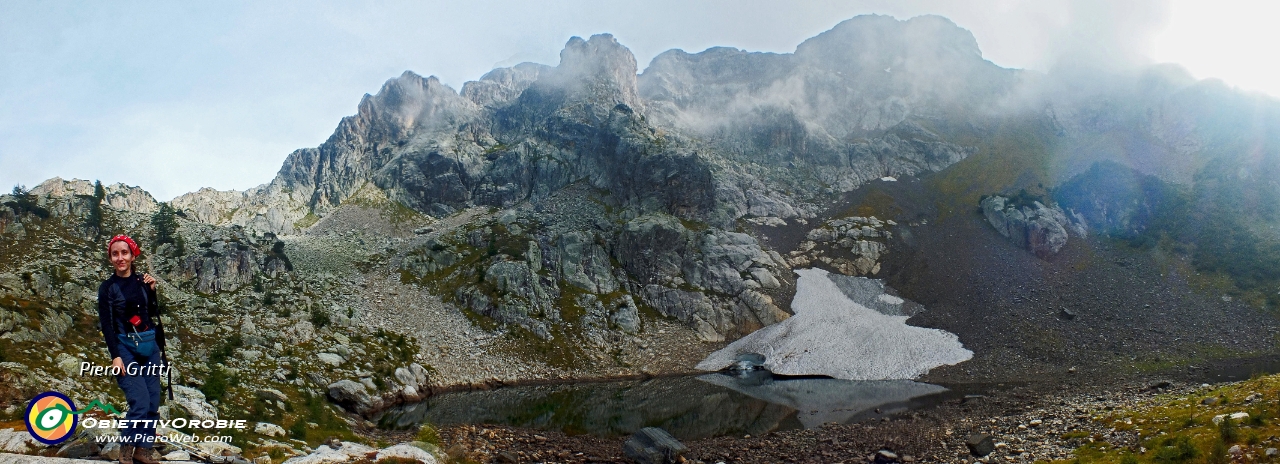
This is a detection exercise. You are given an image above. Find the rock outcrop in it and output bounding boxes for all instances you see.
[399,208,789,342]
[787,215,893,275]
[31,177,159,214]
[327,363,431,416]
[981,195,1085,258]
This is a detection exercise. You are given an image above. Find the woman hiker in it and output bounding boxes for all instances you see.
[98,235,167,464]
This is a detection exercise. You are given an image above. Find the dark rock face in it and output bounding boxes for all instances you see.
[980,195,1084,258]
[174,231,291,294]
[1053,161,1179,238]
[181,246,256,294]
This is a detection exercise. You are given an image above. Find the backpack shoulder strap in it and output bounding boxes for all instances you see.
[107,279,122,332]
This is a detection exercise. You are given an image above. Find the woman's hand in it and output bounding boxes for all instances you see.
[142,273,157,290]
[112,357,124,375]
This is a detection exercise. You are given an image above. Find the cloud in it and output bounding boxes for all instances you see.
[1044,0,1172,73]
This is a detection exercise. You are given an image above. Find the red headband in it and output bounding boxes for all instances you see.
[107,235,142,258]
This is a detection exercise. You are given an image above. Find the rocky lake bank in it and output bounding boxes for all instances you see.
[407,369,1280,463]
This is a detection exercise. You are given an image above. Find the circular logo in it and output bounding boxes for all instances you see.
[25,391,78,445]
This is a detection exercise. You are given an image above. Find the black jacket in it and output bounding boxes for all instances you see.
[97,273,166,359]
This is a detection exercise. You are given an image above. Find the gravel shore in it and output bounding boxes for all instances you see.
[417,376,1259,463]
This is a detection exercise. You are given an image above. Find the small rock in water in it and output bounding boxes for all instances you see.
[732,352,766,371]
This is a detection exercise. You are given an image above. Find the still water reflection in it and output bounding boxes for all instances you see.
[376,372,958,440]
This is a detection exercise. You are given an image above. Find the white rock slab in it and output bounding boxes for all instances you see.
[696,268,972,379]
[253,422,286,438]
[163,451,191,461]
[0,453,199,464]
[375,444,438,463]
[0,430,40,454]
[282,442,376,464]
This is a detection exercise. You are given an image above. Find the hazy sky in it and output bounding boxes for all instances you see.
[1,0,1274,201]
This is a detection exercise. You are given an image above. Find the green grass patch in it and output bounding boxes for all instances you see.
[293,212,320,230]
[1056,373,1280,463]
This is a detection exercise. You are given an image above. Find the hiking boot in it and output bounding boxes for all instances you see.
[132,447,160,464]
[119,445,135,464]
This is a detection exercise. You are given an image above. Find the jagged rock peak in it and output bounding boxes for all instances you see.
[462,62,551,109]
[795,14,982,66]
[31,177,159,214]
[638,13,1012,137]
[344,71,479,144]
[543,33,642,110]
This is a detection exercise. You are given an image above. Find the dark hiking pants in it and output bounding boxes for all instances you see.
[116,348,162,448]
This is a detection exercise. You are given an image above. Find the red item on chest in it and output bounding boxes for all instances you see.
[129,315,141,326]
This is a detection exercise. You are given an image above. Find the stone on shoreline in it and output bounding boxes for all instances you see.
[623,427,687,464]
[966,434,995,457]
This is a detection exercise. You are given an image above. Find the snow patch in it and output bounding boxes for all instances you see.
[696,268,972,380]
[876,293,904,305]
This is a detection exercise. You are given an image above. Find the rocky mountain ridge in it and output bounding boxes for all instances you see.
[141,17,999,349]
[171,16,994,235]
